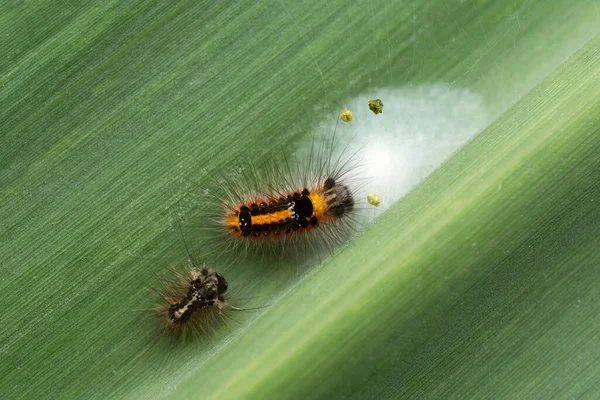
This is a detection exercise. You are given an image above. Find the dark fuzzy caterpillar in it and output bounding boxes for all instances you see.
[153,264,240,338]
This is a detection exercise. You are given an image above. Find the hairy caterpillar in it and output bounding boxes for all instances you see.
[200,130,365,261]
[153,264,238,338]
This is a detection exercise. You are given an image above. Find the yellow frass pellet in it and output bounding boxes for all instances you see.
[340,108,353,122]
[367,192,381,207]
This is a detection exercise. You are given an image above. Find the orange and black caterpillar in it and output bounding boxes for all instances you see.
[199,131,364,260]
[226,177,354,239]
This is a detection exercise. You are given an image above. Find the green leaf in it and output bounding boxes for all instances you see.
[1,1,598,399]
[180,33,599,400]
